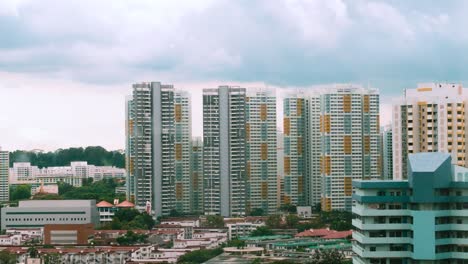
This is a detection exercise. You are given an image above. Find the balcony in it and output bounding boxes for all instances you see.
[352,219,412,230]
[353,231,413,244]
[352,245,413,258]
[352,206,411,217]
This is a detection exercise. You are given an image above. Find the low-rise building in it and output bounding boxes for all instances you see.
[225,217,266,240]
[352,152,468,264]
[43,223,94,245]
[96,200,135,224]
[1,200,100,230]
[0,234,22,245]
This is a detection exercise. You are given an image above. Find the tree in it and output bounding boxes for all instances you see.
[309,249,347,264]
[279,204,296,213]
[265,215,282,229]
[0,250,16,264]
[27,247,38,258]
[205,215,224,228]
[285,214,299,228]
[43,253,61,264]
[57,182,73,195]
[100,209,155,230]
[250,226,274,237]
[226,239,246,249]
[249,208,264,216]
[9,147,125,168]
[10,184,31,201]
[177,248,223,264]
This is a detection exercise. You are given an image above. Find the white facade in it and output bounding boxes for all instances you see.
[203,86,247,217]
[393,83,468,179]
[127,82,192,216]
[381,125,393,180]
[317,85,380,211]
[246,89,278,215]
[0,148,9,202]
[9,162,125,188]
[1,200,100,230]
[226,222,264,240]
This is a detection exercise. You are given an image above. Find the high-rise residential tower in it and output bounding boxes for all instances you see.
[381,125,393,180]
[283,94,309,206]
[203,86,247,217]
[125,96,135,202]
[126,82,191,217]
[173,90,192,213]
[281,92,328,209]
[393,83,468,179]
[0,148,9,202]
[245,89,277,215]
[319,85,380,211]
[190,137,203,214]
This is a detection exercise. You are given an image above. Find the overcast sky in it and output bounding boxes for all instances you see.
[1,0,467,151]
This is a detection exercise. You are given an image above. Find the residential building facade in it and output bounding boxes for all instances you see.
[353,152,468,263]
[203,86,247,217]
[283,93,310,206]
[126,82,191,217]
[319,85,380,211]
[190,137,203,214]
[393,83,468,179]
[381,125,393,180]
[245,89,278,215]
[0,148,9,202]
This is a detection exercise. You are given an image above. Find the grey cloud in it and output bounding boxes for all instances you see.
[0,0,468,92]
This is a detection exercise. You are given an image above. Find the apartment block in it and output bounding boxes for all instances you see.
[203,86,247,217]
[353,152,468,264]
[245,89,277,215]
[190,137,203,214]
[126,82,191,217]
[319,85,380,211]
[0,148,9,202]
[381,125,393,180]
[393,83,468,179]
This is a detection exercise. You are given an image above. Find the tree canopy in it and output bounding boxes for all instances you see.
[10,184,31,201]
[177,248,223,264]
[101,208,155,230]
[9,146,124,168]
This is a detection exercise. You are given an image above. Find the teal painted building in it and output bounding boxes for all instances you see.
[352,153,468,264]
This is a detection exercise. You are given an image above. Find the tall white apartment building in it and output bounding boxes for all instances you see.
[381,125,393,180]
[283,94,309,206]
[125,96,135,202]
[126,82,191,217]
[190,137,203,214]
[393,83,468,179]
[276,131,284,209]
[318,85,380,211]
[173,91,192,213]
[203,86,247,217]
[0,148,9,202]
[245,89,277,215]
[282,93,321,208]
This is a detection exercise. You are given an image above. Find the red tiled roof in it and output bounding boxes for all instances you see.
[96,201,114,208]
[116,200,135,208]
[295,228,331,237]
[322,230,352,239]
